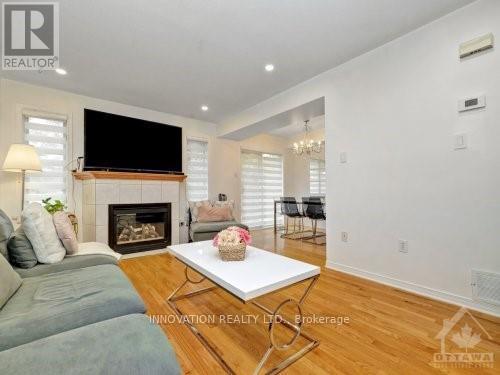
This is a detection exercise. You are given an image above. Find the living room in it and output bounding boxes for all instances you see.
[1,1,499,374]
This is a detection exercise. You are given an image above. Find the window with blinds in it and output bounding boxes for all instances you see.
[24,115,68,205]
[310,159,326,196]
[186,139,209,201]
[241,150,283,229]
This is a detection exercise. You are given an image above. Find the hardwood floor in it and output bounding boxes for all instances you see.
[120,229,500,374]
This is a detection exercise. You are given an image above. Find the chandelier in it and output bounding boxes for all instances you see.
[291,120,323,156]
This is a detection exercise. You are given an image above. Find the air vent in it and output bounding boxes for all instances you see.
[471,270,500,306]
[459,33,494,59]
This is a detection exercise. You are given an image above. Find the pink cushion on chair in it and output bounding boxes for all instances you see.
[197,205,233,222]
[53,212,79,255]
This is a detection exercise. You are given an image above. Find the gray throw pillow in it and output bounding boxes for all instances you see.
[0,209,14,261]
[0,252,22,309]
[8,227,38,269]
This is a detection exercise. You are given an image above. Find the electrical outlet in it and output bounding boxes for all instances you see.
[399,240,408,253]
[341,232,348,242]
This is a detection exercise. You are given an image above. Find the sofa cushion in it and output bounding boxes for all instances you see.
[22,203,66,264]
[7,227,38,269]
[190,220,249,242]
[0,314,181,375]
[190,220,248,234]
[53,211,79,254]
[0,255,22,309]
[14,254,118,278]
[0,209,14,260]
[0,264,145,350]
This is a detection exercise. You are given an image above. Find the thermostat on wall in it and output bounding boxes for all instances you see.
[458,95,485,112]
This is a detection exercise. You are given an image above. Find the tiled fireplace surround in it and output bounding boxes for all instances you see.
[81,179,180,247]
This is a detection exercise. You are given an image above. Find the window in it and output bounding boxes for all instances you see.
[241,150,283,228]
[186,139,208,201]
[24,115,68,205]
[309,159,326,195]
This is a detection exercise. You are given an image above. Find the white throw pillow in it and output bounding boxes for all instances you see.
[22,203,66,264]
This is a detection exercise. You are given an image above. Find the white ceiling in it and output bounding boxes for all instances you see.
[268,116,325,139]
[223,97,324,140]
[1,0,474,123]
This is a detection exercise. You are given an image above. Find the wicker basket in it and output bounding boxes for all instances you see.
[218,242,246,261]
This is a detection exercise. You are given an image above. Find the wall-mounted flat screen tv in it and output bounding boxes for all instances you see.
[84,109,182,174]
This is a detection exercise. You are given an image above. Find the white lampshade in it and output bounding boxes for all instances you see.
[2,144,42,172]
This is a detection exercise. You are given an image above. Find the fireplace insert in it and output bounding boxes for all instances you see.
[108,203,171,254]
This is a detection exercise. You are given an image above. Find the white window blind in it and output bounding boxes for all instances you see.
[24,115,68,205]
[309,159,326,196]
[186,139,208,201]
[241,150,283,229]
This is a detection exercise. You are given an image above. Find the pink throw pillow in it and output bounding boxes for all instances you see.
[53,212,78,255]
[197,205,232,222]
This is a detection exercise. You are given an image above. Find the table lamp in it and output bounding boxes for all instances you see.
[2,144,42,210]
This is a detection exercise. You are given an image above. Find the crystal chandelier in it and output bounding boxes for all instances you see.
[291,120,323,156]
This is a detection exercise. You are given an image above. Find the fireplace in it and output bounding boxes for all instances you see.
[108,203,171,254]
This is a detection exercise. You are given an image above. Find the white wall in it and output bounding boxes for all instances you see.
[217,0,500,315]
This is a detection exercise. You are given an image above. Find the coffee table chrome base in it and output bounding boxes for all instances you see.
[167,266,320,374]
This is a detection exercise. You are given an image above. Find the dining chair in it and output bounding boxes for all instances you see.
[280,197,304,238]
[301,196,326,244]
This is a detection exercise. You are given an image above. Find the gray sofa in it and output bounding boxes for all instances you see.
[0,210,180,374]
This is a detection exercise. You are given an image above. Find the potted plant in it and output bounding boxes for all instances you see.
[42,197,66,214]
[213,226,252,261]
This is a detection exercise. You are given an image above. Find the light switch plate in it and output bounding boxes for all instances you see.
[454,133,467,150]
[340,152,347,163]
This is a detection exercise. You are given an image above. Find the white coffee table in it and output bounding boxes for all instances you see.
[167,241,321,375]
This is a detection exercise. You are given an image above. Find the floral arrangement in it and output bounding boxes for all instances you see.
[213,226,252,247]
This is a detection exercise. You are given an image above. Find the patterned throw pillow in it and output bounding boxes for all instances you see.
[188,200,212,223]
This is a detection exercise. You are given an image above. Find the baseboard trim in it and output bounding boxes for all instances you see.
[325,261,500,317]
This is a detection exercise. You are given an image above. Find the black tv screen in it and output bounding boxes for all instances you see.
[84,109,182,174]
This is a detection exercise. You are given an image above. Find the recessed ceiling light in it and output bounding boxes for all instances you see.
[265,64,274,72]
[201,105,209,111]
[55,68,67,75]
